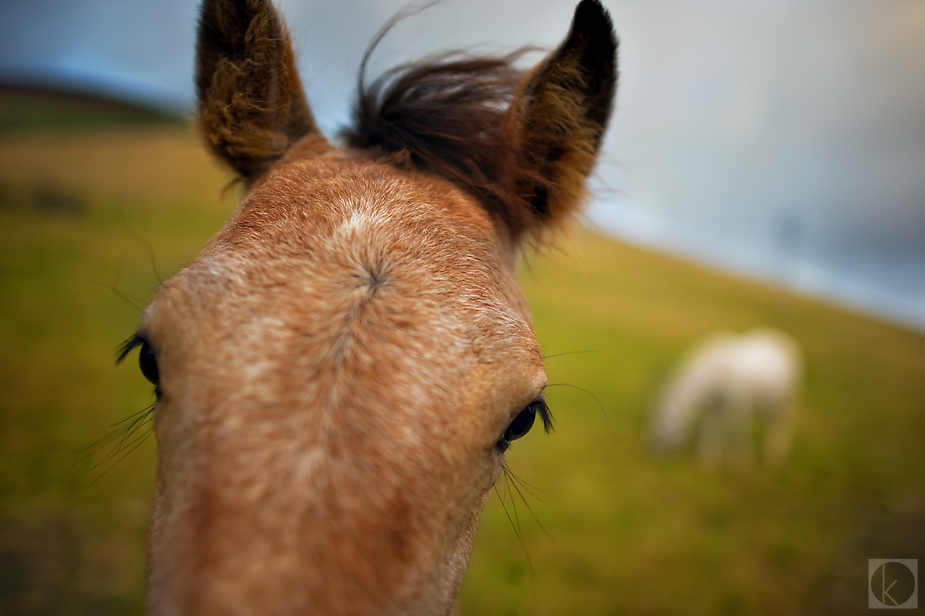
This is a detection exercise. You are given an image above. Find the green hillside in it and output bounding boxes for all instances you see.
[0,85,181,134]
[1,121,923,615]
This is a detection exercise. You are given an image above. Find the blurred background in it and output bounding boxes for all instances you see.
[1,0,923,614]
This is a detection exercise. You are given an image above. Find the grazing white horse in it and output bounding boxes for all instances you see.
[652,328,802,468]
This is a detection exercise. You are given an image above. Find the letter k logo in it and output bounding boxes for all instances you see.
[869,559,918,609]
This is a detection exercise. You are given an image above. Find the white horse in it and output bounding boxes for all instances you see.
[652,328,802,468]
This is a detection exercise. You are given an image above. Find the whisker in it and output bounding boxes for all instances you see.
[111,412,153,453]
[71,404,155,482]
[119,199,163,285]
[89,416,154,473]
[70,405,153,467]
[501,465,541,603]
[503,465,552,541]
[545,382,614,434]
[493,479,535,585]
[108,404,155,429]
[541,349,609,360]
[87,427,155,487]
[505,467,523,536]
[86,251,148,312]
[503,465,562,516]
[89,278,146,313]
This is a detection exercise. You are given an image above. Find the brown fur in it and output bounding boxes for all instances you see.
[196,0,323,181]
[510,0,618,230]
[341,2,617,242]
[138,1,617,614]
[343,52,534,239]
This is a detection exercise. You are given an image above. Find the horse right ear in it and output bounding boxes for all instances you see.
[507,0,617,234]
[195,0,326,182]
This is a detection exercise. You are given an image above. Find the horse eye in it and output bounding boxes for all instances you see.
[504,406,537,443]
[497,397,552,453]
[138,341,159,386]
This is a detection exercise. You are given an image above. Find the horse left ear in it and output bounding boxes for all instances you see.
[508,0,617,231]
[195,0,326,182]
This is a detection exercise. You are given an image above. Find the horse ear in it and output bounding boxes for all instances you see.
[195,0,326,182]
[508,0,617,231]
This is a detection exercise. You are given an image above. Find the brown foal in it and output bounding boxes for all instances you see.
[121,0,617,613]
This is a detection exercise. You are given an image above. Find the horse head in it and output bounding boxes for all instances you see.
[124,1,617,612]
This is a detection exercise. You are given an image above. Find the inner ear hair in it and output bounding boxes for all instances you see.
[509,0,618,230]
[195,0,325,182]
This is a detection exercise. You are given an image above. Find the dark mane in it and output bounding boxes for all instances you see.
[341,49,546,239]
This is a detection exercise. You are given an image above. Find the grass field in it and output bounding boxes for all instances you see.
[1,104,923,615]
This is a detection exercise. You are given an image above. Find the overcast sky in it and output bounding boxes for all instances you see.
[1,0,924,330]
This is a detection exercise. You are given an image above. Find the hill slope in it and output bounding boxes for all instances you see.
[0,84,181,133]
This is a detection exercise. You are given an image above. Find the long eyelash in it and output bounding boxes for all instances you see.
[535,396,554,433]
[116,333,144,364]
[117,331,162,399]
